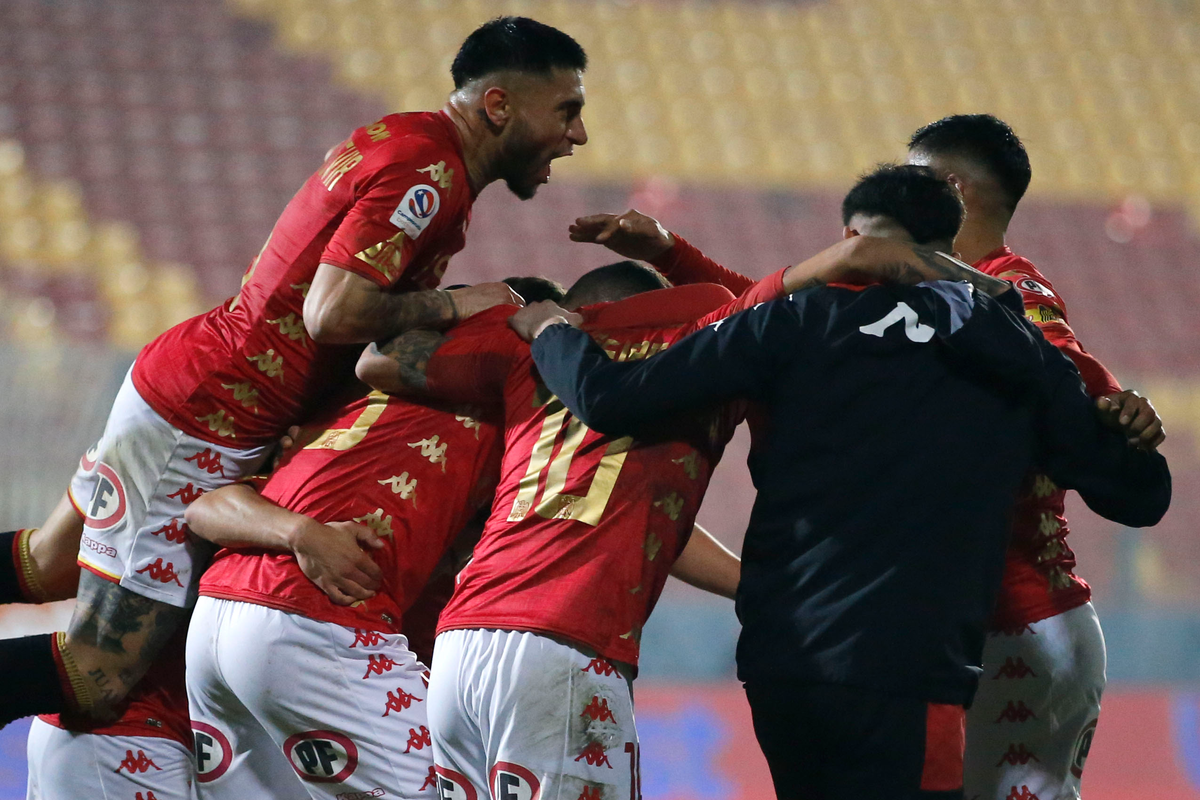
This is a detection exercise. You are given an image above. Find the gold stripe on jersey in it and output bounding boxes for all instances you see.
[321,141,362,191]
[355,231,406,283]
[509,404,568,522]
[417,160,453,190]
[195,410,237,438]
[246,349,285,382]
[378,472,417,506]
[539,436,633,526]
[266,312,309,348]
[221,382,260,413]
[353,507,394,539]
[305,391,389,451]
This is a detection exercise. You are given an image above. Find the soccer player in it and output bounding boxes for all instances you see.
[0,16,587,730]
[179,272,740,800]
[907,114,1163,799]
[354,228,1004,800]
[517,164,1171,800]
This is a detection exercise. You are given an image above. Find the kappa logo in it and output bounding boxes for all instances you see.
[993,656,1037,679]
[115,749,161,774]
[420,765,437,792]
[995,700,1039,723]
[85,463,127,530]
[434,765,478,800]
[136,558,184,587]
[381,687,423,717]
[335,790,385,800]
[489,762,541,800]
[996,744,1041,766]
[150,519,190,544]
[581,696,616,723]
[1070,719,1097,778]
[185,449,228,477]
[574,742,613,769]
[350,629,386,648]
[581,658,619,677]
[363,653,397,678]
[403,726,432,754]
[193,722,233,783]
[390,184,440,239]
[1005,787,1040,800]
[284,730,359,783]
[576,787,602,800]
[136,793,159,800]
[167,483,206,504]
[80,533,117,558]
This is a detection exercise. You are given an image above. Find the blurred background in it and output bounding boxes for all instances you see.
[0,0,1197,797]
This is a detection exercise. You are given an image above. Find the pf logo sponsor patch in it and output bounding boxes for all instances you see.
[1070,718,1098,778]
[85,463,127,530]
[390,184,440,239]
[284,730,359,783]
[434,765,478,800]
[193,722,233,783]
[490,762,540,800]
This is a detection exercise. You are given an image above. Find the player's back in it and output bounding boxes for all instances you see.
[429,284,748,667]
[133,111,473,446]
[199,385,502,634]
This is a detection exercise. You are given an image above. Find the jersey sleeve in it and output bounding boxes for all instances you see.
[529,299,799,436]
[424,308,522,405]
[995,263,1120,397]
[687,267,788,331]
[650,234,759,296]
[320,136,457,289]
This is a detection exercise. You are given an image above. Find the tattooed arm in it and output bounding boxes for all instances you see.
[62,573,189,720]
[355,329,447,395]
[304,264,523,345]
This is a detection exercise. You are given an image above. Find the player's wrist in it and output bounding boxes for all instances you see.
[531,317,571,340]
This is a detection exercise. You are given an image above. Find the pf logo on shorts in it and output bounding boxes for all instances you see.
[284,730,359,783]
[1070,718,1098,778]
[85,464,127,530]
[434,765,478,800]
[192,722,233,783]
[489,762,540,800]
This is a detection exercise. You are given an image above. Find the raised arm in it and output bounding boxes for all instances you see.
[185,484,384,605]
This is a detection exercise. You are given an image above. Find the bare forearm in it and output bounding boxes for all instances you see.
[670,525,740,599]
[356,329,446,395]
[26,492,85,601]
[306,279,458,345]
[184,484,305,552]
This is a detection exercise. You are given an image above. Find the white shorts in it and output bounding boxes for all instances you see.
[67,441,101,518]
[26,717,195,800]
[186,596,435,800]
[965,602,1106,800]
[428,628,640,800]
[74,368,271,608]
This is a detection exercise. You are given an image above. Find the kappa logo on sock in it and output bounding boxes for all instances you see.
[284,730,359,783]
[489,762,541,800]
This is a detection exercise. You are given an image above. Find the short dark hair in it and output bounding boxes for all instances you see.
[563,261,671,309]
[452,17,587,89]
[908,114,1031,213]
[841,163,965,246]
[503,275,567,305]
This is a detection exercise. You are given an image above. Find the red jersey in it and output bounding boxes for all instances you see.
[976,246,1121,629]
[40,626,191,749]
[133,111,474,446]
[423,273,786,666]
[199,387,502,634]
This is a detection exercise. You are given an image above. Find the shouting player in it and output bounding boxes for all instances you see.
[518,164,1171,800]
[908,114,1164,800]
[355,227,1004,800]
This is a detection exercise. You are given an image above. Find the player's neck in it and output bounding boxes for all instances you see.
[442,100,500,196]
[953,217,1008,266]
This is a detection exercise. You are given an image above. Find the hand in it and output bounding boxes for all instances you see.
[1097,390,1166,451]
[269,425,303,472]
[569,209,675,261]
[509,301,583,342]
[448,282,526,320]
[290,519,385,606]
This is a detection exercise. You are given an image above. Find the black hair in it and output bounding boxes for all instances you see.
[502,275,567,305]
[908,114,1031,214]
[452,17,587,89]
[841,163,965,246]
[563,261,671,308]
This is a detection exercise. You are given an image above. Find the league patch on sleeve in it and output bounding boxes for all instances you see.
[1025,304,1065,324]
[390,184,440,239]
[1015,277,1056,299]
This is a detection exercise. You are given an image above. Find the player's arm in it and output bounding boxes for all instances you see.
[514,298,798,436]
[185,484,384,605]
[669,524,740,600]
[0,493,85,604]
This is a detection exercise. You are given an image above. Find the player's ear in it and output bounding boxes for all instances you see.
[946,172,966,196]
[842,225,859,240]
[482,86,511,128]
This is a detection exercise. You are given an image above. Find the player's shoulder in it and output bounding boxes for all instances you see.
[447,305,522,340]
[359,112,464,165]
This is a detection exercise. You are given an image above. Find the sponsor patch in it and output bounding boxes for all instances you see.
[490,762,541,800]
[284,730,359,783]
[1070,718,1098,778]
[193,722,233,783]
[434,765,478,800]
[1024,304,1064,324]
[390,184,440,239]
[85,463,127,531]
[1016,277,1056,298]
